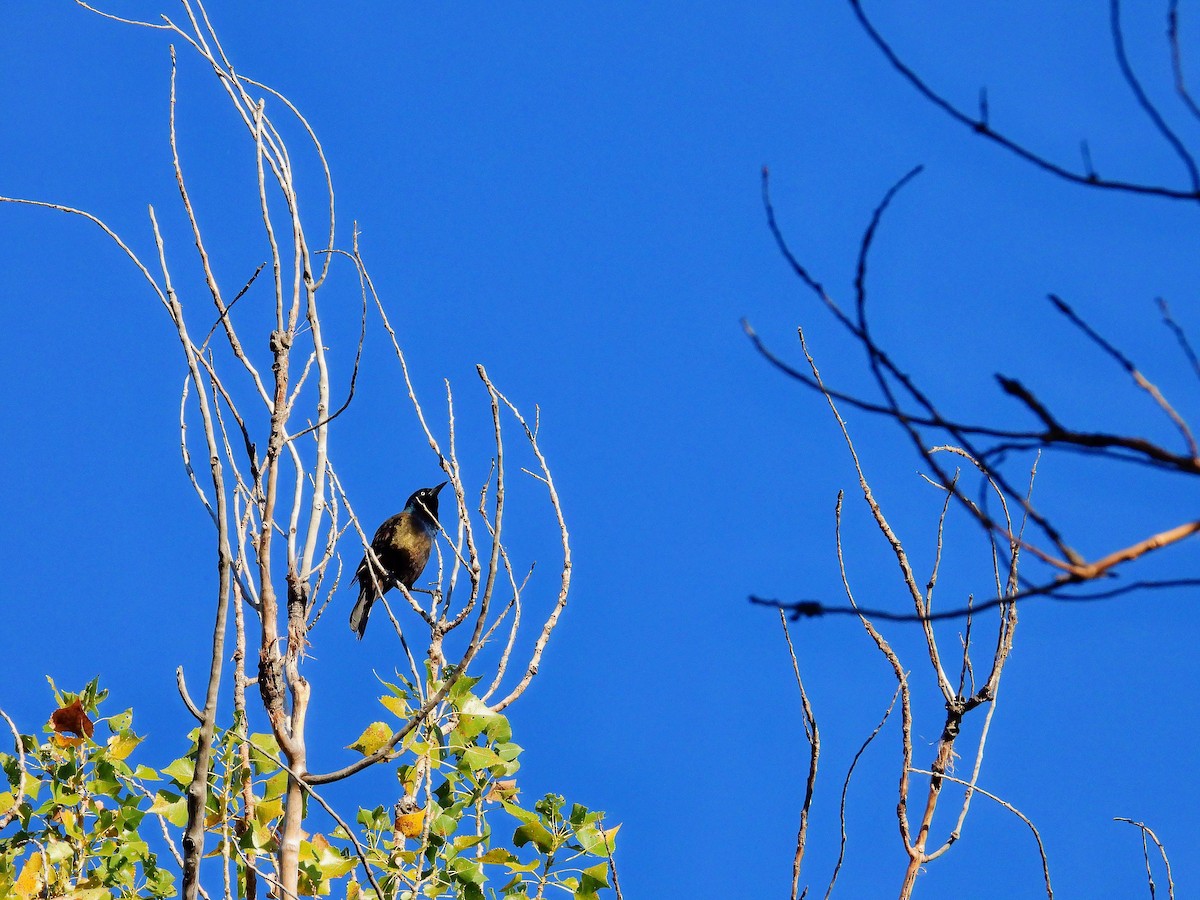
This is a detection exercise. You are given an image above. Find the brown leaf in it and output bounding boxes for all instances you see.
[50,699,94,739]
[486,779,519,802]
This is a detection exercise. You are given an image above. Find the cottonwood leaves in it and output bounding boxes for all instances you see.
[0,679,618,898]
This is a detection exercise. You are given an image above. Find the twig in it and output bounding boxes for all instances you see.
[846,0,1200,200]
[175,667,204,723]
[780,611,819,900]
[910,769,1053,898]
[1156,297,1200,383]
[1114,818,1175,900]
[148,198,236,900]
[598,818,625,900]
[488,375,573,712]
[1108,0,1200,192]
[0,707,26,830]
[832,492,914,849]
[1168,0,1200,125]
[822,687,899,900]
[800,329,955,700]
[1047,294,1196,458]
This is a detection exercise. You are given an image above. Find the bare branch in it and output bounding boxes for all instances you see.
[0,707,26,831]
[1108,0,1200,192]
[1156,297,1200,383]
[175,667,205,723]
[800,328,955,700]
[1047,294,1196,458]
[911,769,1053,898]
[822,687,899,900]
[489,376,573,712]
[779,611,819,900]
[833,492,914,849]
[846,0,1200,200]
[1114,818,1175,900]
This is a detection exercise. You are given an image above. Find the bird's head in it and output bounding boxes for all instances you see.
[406,481,447,526]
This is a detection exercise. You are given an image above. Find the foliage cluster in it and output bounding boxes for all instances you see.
[0,678,616,899]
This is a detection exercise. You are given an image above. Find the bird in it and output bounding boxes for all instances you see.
[349,482,447,639]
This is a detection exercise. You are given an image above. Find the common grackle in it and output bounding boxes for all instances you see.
[350,482,447,639]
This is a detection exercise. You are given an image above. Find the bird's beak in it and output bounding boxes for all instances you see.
[432,481,448,496]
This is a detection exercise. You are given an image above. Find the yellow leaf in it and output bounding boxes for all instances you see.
[256,796,283,826]
[347,722,392,757]
[13,851,44,900]
[107,732,142,761]
[379,695,409,719]
[394,808,426,839]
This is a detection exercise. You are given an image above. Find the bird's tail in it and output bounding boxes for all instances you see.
[349,589,374,639]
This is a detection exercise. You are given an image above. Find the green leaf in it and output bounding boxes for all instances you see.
[45,675,64,706]
[503,858,541,875]
[263,769,290,800]
[242,818,277,852]
[575,821,619,855]
[107,709,134,733]
[249,733,282,774]
[161,755,195,786]
[91,765,124,800]
[450,833,488,853]
[449,855,486,886]
[81,675,106,711]
[146,865,176,897]
[535,794,565,821]
[501,800,539,825]
[447,674,482,704]
[461,746,506,772]
[498,872,529,893]
[431,812,459,837]
[478,848,518,865]
[568,804,591,827]
[454,697,504,743]
[149,790,189,828]
[512,821,556,853]
[303,836,358,880]
[580,862,610,893]
[255,794,283,827]
[357,805,391,831]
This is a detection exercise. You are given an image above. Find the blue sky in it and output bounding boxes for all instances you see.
[2,2,1198,897]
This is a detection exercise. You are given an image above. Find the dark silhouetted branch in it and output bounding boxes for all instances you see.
[1109,0,1200,192]
[847,0,1200,200]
